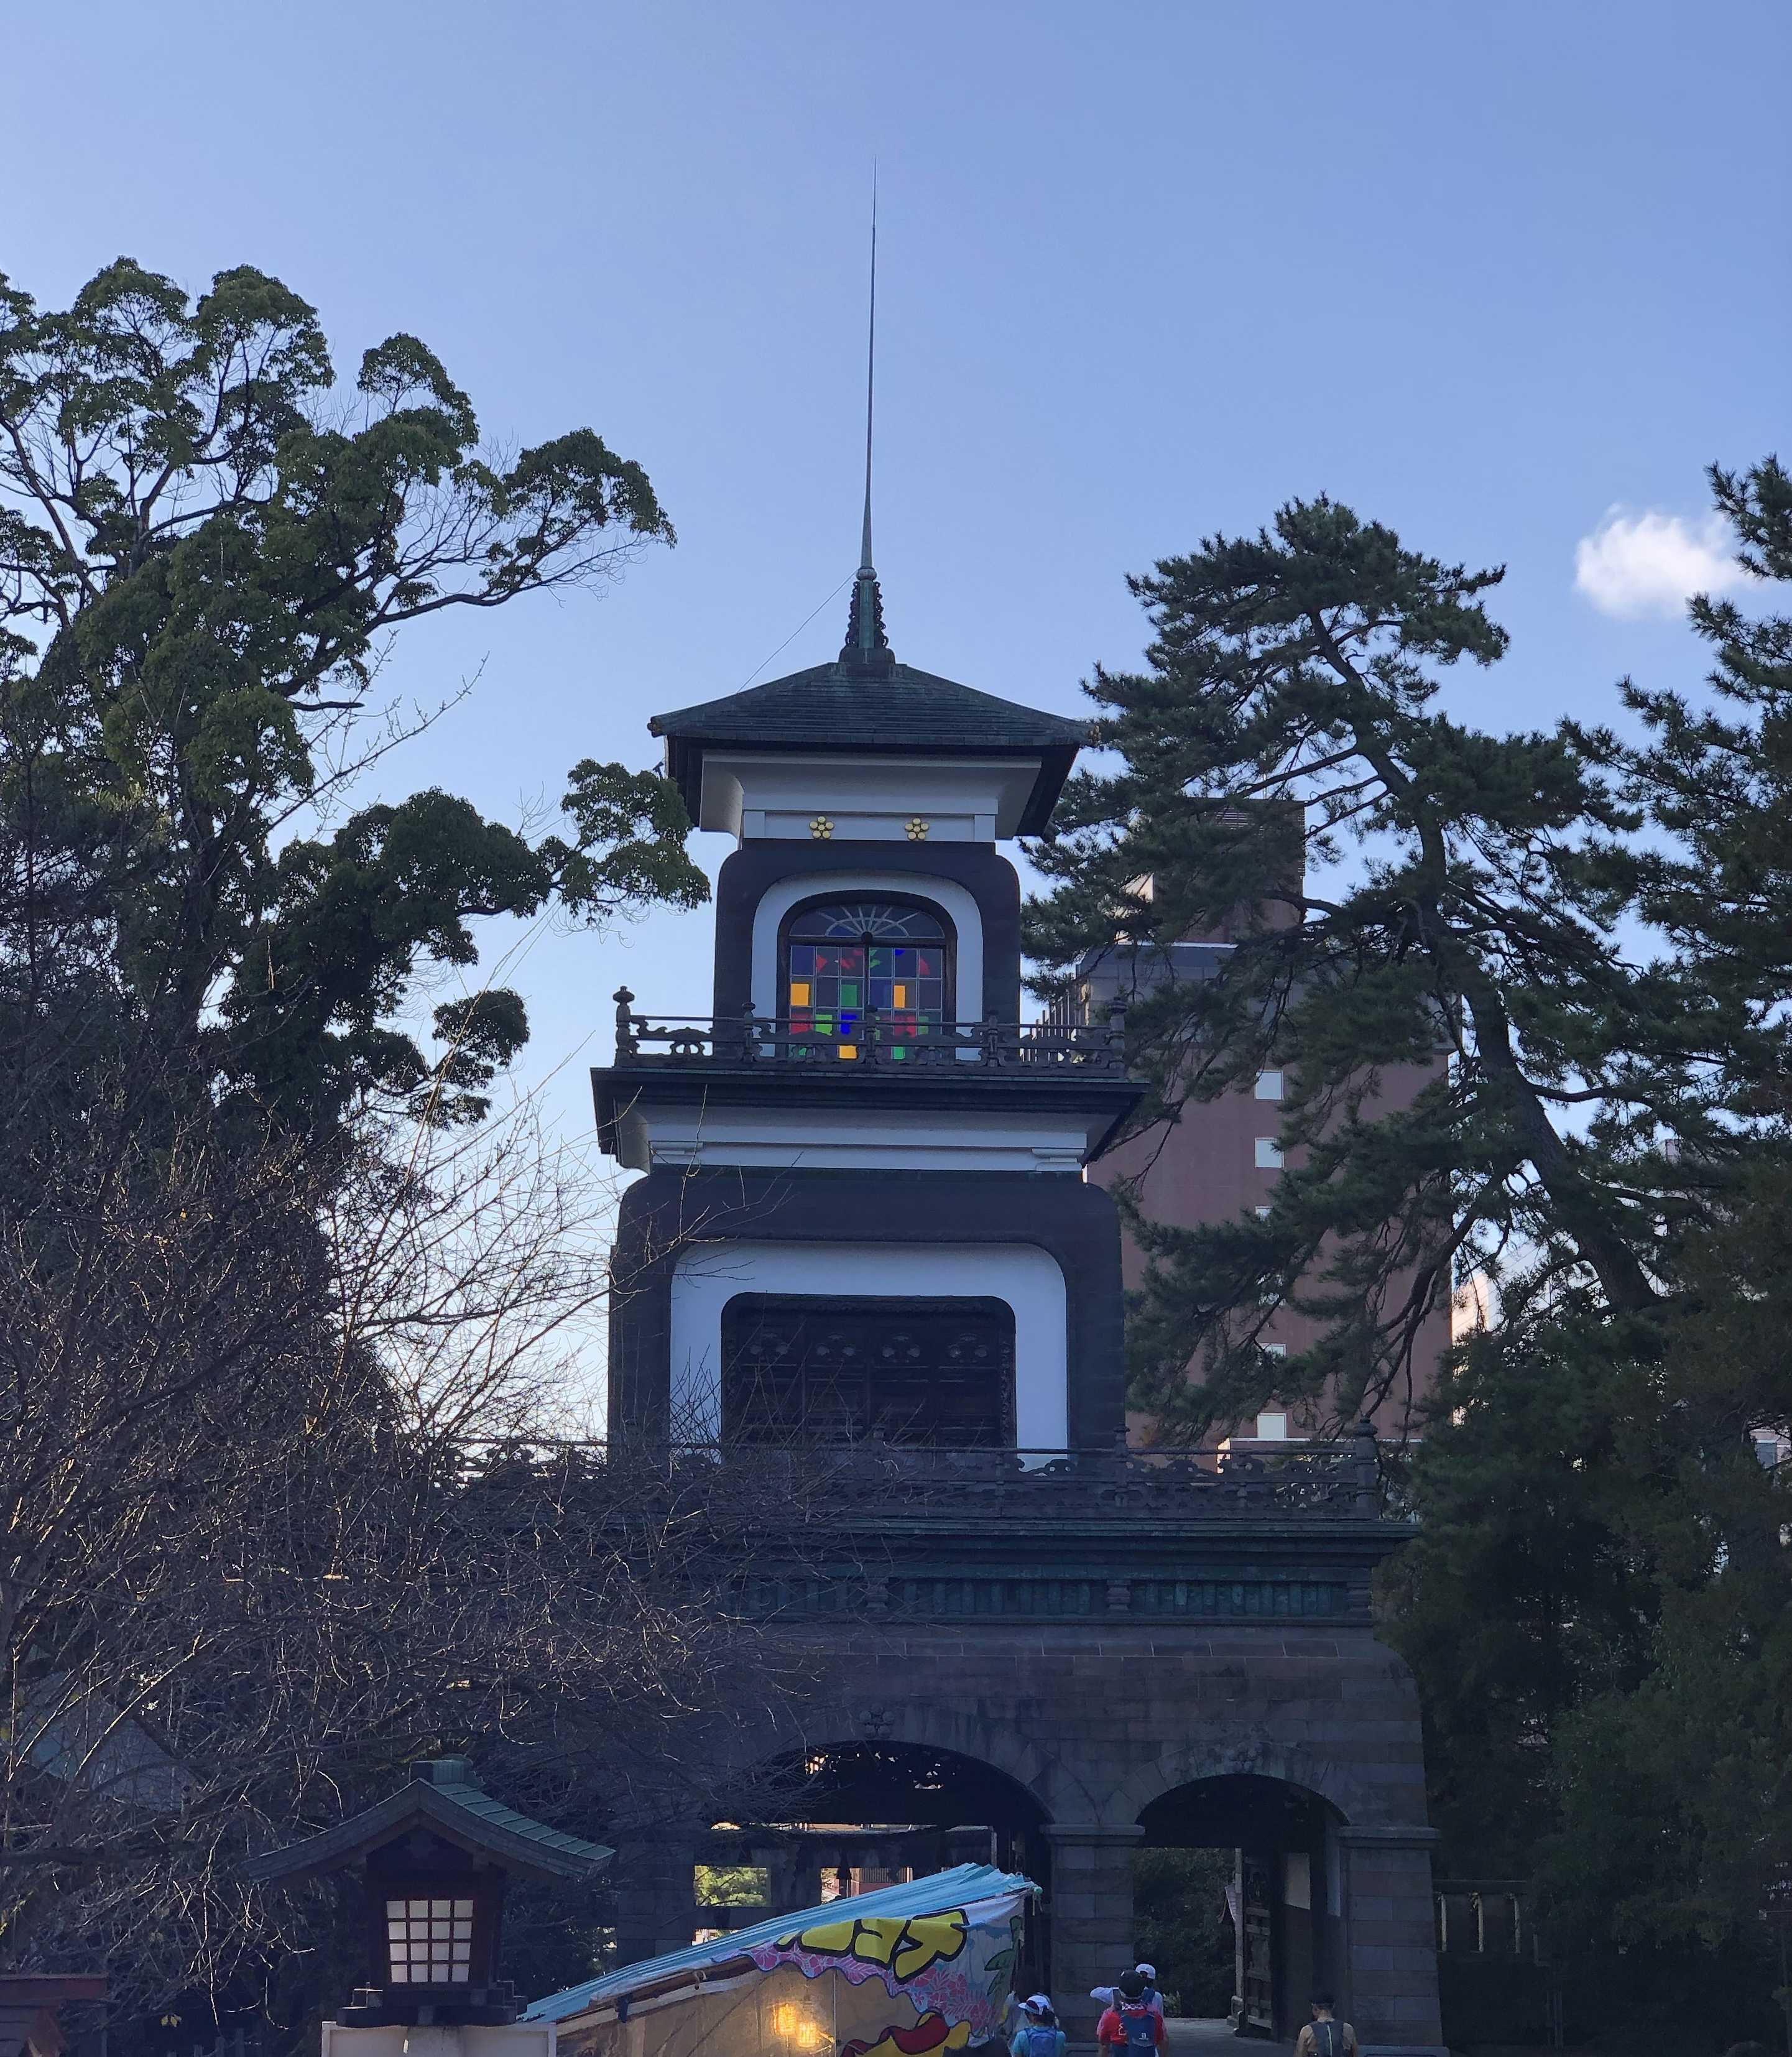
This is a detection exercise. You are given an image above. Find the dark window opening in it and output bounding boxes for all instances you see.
[721,1295,1015,1446]
[780,899,954,1048]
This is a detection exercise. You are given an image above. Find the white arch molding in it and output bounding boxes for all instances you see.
[748,872,985,1025]
[668,1239,1068,1448]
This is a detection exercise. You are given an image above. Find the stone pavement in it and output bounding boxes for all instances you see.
[1163,2020,1293,2057]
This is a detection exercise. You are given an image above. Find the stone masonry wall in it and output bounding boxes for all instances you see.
[619,1616,1443,2047]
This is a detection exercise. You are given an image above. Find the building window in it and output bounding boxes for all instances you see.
[1255,1070,1284,1100]
[1254,1137,1284,1170]
[386,1897,473,1984]
[780,899,953,1050]
[720,1294,1014,1446]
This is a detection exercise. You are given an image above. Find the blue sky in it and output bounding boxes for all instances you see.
[9,0,1788,1141]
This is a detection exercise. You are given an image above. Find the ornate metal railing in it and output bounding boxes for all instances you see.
[609,991,1129,1075]
[724,1431,1383,1519]
[468,1430,1388,1522]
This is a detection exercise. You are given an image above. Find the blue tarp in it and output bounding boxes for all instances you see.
[525,1861,1032,2022]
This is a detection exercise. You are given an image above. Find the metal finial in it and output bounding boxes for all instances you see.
[861,164,877,575]
[840,167,895,678]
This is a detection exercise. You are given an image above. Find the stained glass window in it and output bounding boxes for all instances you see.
[721,1296,1015,1447]
[782,900,951,1054]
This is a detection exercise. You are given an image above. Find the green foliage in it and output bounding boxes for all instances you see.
[0,254,716,2023]
[1033,465,1792,1978]
[1132,1847,1236,2018]
[1026,495,1665,1437]
[693,1863,773,1907]
[0,255,704,1131]
[1384,1274,1792,1952]
[1377,1316,1668,1879]
[1377,462,1792,1982]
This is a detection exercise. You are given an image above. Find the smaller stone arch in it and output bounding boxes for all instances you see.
[752,1737,1049,1837]
[1138,1768,1346,1848]
[1137,1770,1347,2043]
[1116,1727,1383,1831]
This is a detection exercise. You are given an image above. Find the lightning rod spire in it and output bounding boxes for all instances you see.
[861,165,877,574]
[841,166,894,676]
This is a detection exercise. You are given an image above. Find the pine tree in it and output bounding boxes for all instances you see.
[1030,474,1792,1978]
[1025,496,1670,1435]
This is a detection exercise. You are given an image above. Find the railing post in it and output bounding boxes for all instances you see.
[613,986,638,1060]
[736,1001,757,1061]
[1106,999,1127,1063]
[1350,1415,1380,1513]
[861,1005,880,1068]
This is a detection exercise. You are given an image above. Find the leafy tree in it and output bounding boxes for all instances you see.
[1132,1847,1235,2018]
[1023,496,1690,1436]
[1390,461,1792,1951]
[0,257,706,1134]
[1028,470,1792,1989]
[0,257,737,2023]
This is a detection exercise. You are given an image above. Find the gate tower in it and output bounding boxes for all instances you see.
[592,547,1445,2049]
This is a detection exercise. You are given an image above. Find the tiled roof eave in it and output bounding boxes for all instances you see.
[242,1783,614,1887]
[649,662,1089,753]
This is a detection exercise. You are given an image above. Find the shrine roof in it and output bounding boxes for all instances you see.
[650,661,1089,836]
[242,1758,613,1887]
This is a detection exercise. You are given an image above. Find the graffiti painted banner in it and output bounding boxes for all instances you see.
[538,1867,1036,2057]
[745,1888,1027,2056]
[551,1887,1029,2057]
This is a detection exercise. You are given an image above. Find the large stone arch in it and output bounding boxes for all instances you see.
[660,1668,1101,1828]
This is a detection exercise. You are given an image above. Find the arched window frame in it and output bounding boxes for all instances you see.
[777,892,958,1032]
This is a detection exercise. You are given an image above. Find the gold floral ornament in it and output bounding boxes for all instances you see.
[809,816,834,839]
[905,816,930,841]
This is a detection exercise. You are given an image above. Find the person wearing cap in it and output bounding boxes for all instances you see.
[1096,1971,1166,2051]
[1089,1966,1164,2021]
[1009,1994,1066,2057]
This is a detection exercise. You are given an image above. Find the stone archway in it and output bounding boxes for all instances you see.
[1128,1766,1439,2046]
[603,1622,1443,2047]
[608,1710,1064,1984]
[711,1734,1056,1992]
[1137,1773,1347,2038]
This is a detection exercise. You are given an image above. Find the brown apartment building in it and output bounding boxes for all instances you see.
[1058,924,1451,1448]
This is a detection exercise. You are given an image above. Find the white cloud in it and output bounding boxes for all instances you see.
[1573,506,1753,619]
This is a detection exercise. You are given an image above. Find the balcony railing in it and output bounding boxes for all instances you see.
[463,1430,1389,1522]
[722,1432,1384,1519]
[610,992,1129,1075]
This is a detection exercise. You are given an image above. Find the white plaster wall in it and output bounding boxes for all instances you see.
[748,872,985,1025]
[633,1102,1088,1173]
[668,1240,1068,1448]
[699,752,1040,840]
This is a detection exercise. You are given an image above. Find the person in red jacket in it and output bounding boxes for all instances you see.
[1096,1972,1165,2052]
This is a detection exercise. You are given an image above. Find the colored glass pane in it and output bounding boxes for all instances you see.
[783,901,951,1045]
[787,901,944,942]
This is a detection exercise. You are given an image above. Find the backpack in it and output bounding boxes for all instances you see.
[1023,2027,1058,2057]
[1119,2003,1157,2051]
[1311,2022,1344,2057]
